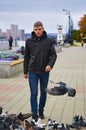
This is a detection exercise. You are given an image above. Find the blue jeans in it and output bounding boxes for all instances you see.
[28,72,49,116]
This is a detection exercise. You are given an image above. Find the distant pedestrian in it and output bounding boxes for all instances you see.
[9,36,13,50]
[81,40,84,47]
[24,21,57,121]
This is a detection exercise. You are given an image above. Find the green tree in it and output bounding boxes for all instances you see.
[73,29,80,42]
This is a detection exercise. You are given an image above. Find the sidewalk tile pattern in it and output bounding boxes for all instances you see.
[0,45,86,129]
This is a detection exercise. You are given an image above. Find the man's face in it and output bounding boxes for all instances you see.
[33,26,44,37]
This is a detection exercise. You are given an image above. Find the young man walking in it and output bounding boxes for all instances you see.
[24,21,57,121]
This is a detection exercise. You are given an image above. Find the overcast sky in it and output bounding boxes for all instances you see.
[0,0,86,33]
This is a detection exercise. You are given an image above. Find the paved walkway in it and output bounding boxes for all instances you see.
[0,44,86,129]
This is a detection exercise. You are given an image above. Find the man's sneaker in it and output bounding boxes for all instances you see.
[39,111,45,119]
[32,115,38,122]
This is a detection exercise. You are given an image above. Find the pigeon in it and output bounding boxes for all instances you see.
[46,81,76,97]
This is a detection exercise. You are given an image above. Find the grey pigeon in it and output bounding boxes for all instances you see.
[46,81,76,97]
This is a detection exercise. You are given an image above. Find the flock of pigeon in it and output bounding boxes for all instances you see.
[0,81,86,130]
[0,106,86,130]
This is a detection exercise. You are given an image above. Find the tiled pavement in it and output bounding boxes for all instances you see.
[0,44,86,129]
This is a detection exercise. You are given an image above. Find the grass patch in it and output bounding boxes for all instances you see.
[72,43,81,46]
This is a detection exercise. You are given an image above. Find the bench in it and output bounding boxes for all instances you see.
[0,59,24,78]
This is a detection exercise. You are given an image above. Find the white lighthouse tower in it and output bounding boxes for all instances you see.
[57,25,63,44]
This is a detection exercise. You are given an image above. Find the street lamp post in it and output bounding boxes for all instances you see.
[63,9,73,44]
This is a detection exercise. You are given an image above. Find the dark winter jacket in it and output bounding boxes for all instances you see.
[24,31,57,74]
